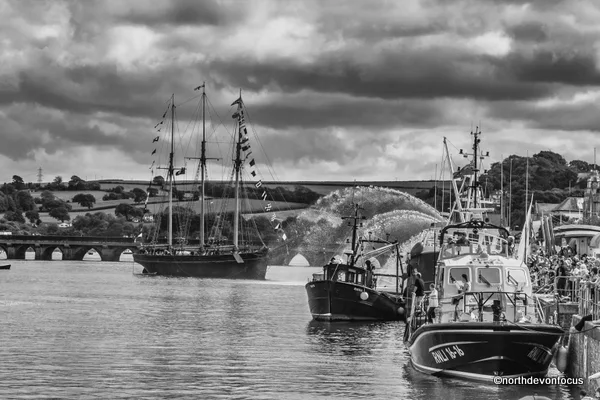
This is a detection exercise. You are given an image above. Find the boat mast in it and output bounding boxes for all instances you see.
[168,94,175,248]
[342,204,363,266]
[200,83,206,250]
[472,128,479,210]
[233,91,243,250]
[443,137,463,222]
[501,154,504,227]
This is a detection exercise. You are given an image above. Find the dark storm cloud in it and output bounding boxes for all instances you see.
[489,99,600,132]
[505,22,548,42]
[0,102,159,161]
[208,50,553,102]
[244,96,452,130]
[0,57,199,121]
[114,0,231,27]
[506,50,600,85]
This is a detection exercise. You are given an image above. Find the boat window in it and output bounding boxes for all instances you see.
[506,269,528,286]
[356,273,364,285]
[347,271,355,283]
[468,233,479,244]
[448,267,470,286]
[477,267,501,286]
[336,270,346,282]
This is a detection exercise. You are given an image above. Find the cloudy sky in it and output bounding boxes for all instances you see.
[2,0,600,184]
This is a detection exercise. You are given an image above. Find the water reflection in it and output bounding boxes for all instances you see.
[305,320,402,357]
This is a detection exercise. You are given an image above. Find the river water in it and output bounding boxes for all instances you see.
[0,257,582,399]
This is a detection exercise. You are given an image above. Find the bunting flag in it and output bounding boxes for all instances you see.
[175,167,186,176]
[151,149,156,155]
[162,111,167,118]
[154,121,163,129]
[153,136,159,142]
[149,161,155,169]
[194,83,205,91]
[232,97,286,241]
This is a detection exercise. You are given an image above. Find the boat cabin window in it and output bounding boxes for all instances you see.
[346,270,357,283]
[448,268,471,288]
[356,273,364,285]
[336,270,346,282]
[477,267,501,286]
[506,269,528,286]
[468,232,479,244]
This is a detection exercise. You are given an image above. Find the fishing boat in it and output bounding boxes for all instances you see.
[404,128,564,381]
[0,264,10,270]
[305,204,406,321]
[133,85,277,279]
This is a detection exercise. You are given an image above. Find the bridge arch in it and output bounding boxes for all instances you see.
[288,254,310,266]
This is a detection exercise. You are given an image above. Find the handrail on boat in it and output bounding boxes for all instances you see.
[451,290,542,323]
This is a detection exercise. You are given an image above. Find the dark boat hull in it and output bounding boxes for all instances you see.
[0,264,10,270]
[305,280,405,321]
[133,250,268,279]
[408,322,563,382]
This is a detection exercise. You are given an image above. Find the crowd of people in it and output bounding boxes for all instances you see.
[527,246,600,301]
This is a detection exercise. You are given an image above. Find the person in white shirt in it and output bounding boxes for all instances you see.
[427,283,439,323]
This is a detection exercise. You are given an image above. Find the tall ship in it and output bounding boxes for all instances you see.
[133,86,277,279]
[404,128,564,381]
[305,204,406,321]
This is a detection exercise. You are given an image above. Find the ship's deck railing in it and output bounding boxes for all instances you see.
[578,280,600,321]
[438,290,545,324]
[553,276,584,303]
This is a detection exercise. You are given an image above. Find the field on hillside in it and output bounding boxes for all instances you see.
[144,197,307,216]
[95,179,439,197]
[35,198,308,224]
[25,179,436,224]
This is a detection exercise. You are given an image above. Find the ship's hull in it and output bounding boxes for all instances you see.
[305,280,405,321]
[407,322,563,382]
[133,250,268,279]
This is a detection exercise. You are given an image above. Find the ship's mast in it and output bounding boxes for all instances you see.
[168,94,175,248]
[342,204,364,266]
[200,84,206,250]
[457,127,489,220]
[472,128,480,209]
[186,83,220,252]
[443,137,463,223]
[233,92,243,250]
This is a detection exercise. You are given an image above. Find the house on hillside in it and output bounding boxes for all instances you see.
[535,170,600,223]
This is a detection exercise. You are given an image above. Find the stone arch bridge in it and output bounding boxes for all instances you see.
[268,238,398,267]
[0,235,139,262]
